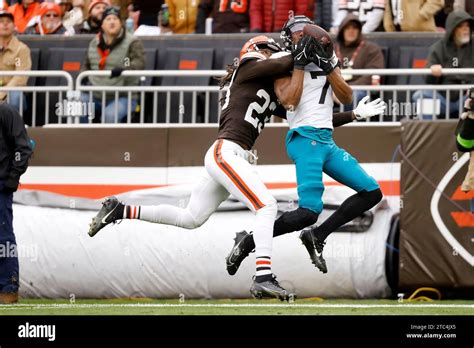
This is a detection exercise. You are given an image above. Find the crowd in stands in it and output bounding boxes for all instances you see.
[0,0,471,36]
[0,0,472,122]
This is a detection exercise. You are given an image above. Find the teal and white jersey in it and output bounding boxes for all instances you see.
[286,63,334,130]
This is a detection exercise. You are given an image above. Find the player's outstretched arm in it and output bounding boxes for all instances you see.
[332,96,387,127]
[327,67,353,105]
[310,40,353,105]
[274,70,305,110]
[273,35,317,110]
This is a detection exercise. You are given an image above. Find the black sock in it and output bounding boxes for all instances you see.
[255,274,273,282]
[313,188,383,241]
[273,207,319,237]
[246,208,319,255]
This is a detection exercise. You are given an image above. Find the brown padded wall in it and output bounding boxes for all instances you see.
[27,125,401,167]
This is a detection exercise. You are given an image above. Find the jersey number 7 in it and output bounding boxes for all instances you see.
[310,71,331,104]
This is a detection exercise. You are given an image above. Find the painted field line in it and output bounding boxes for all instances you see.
[0,303,473,310]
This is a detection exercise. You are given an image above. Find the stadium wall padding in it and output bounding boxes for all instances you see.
[400,121,474,291]
[13,124,401,299]
[26,124,401,167]
[14,186,393,299]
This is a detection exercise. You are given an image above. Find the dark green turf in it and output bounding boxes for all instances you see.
[0,299,472,315]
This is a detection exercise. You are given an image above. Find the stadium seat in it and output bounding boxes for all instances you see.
[36,48,87,125]
[221,47,240,69]
[141,48,158,86]
[396,46,430,85]
[45,48,88,84]
[158,47,215,123]
[28,48,40,87]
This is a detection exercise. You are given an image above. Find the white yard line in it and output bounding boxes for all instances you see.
[0,303,473,310]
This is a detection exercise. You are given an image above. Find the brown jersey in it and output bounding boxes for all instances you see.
[217,54,293,150]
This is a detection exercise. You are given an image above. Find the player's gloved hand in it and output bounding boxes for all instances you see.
[292,35,317,70]
[110,67,124,78]
[3,176,19,194]
[353,96,387,120]
[311,41,339,74]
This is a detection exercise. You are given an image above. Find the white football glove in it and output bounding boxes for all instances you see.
[353,96,387,120]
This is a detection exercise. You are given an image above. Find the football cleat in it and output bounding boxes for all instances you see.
[88,197,124,237]
[225,230,255,276]
[250,274,293,302]
[299,229,328,274]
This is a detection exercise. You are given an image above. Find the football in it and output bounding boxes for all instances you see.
[303,24,334,52]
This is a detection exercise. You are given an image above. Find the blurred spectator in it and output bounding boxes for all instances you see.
[126,2,139,31]
[8,0,41,33]
[0,104,32,305]
[62,0,85,29]
[250,0,314,33]
[335,14,384,109]
[435,0,453,28]
[332,0,385,34]
[81,6,145,123]
[384,0,444,32]
[166,0,198,34]
[195,0,249,33]
[0,10,31,111]
[132,0,163,27]
[132,1,172,36]
[412,10,474,119]
[23,2,67,34]
[73,0,109,34]
[454,0,474,17]
[56,0,73,16]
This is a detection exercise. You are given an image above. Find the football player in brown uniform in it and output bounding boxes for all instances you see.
[225,16,386,277]
[88,35,317,300]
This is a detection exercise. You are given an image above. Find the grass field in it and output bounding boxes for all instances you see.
[1,298,473,315]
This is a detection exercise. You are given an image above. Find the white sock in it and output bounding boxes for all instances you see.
[252,202,277,277]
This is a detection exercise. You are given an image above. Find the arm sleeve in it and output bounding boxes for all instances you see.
[249,0,263,32]
[3,106,32,181]
[332,111,354,127]
[236,55,293,82]
[456,117,474,152]
[362,8,384,33]
[5,44,31,88]
[127,40,146,70]
[272,104,287,119]
[419,0,444,20]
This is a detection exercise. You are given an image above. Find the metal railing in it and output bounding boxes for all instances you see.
[339,68,473,121]
[76,70,227,124]
[1,69,473,125]
[0,71,74,127]
[75,68,474,123]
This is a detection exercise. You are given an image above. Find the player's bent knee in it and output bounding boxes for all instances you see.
[360,188,383,206]
[181,211,209,229]
[278,207,319,231]
[258,198,278,216]
[297,207,319,226]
